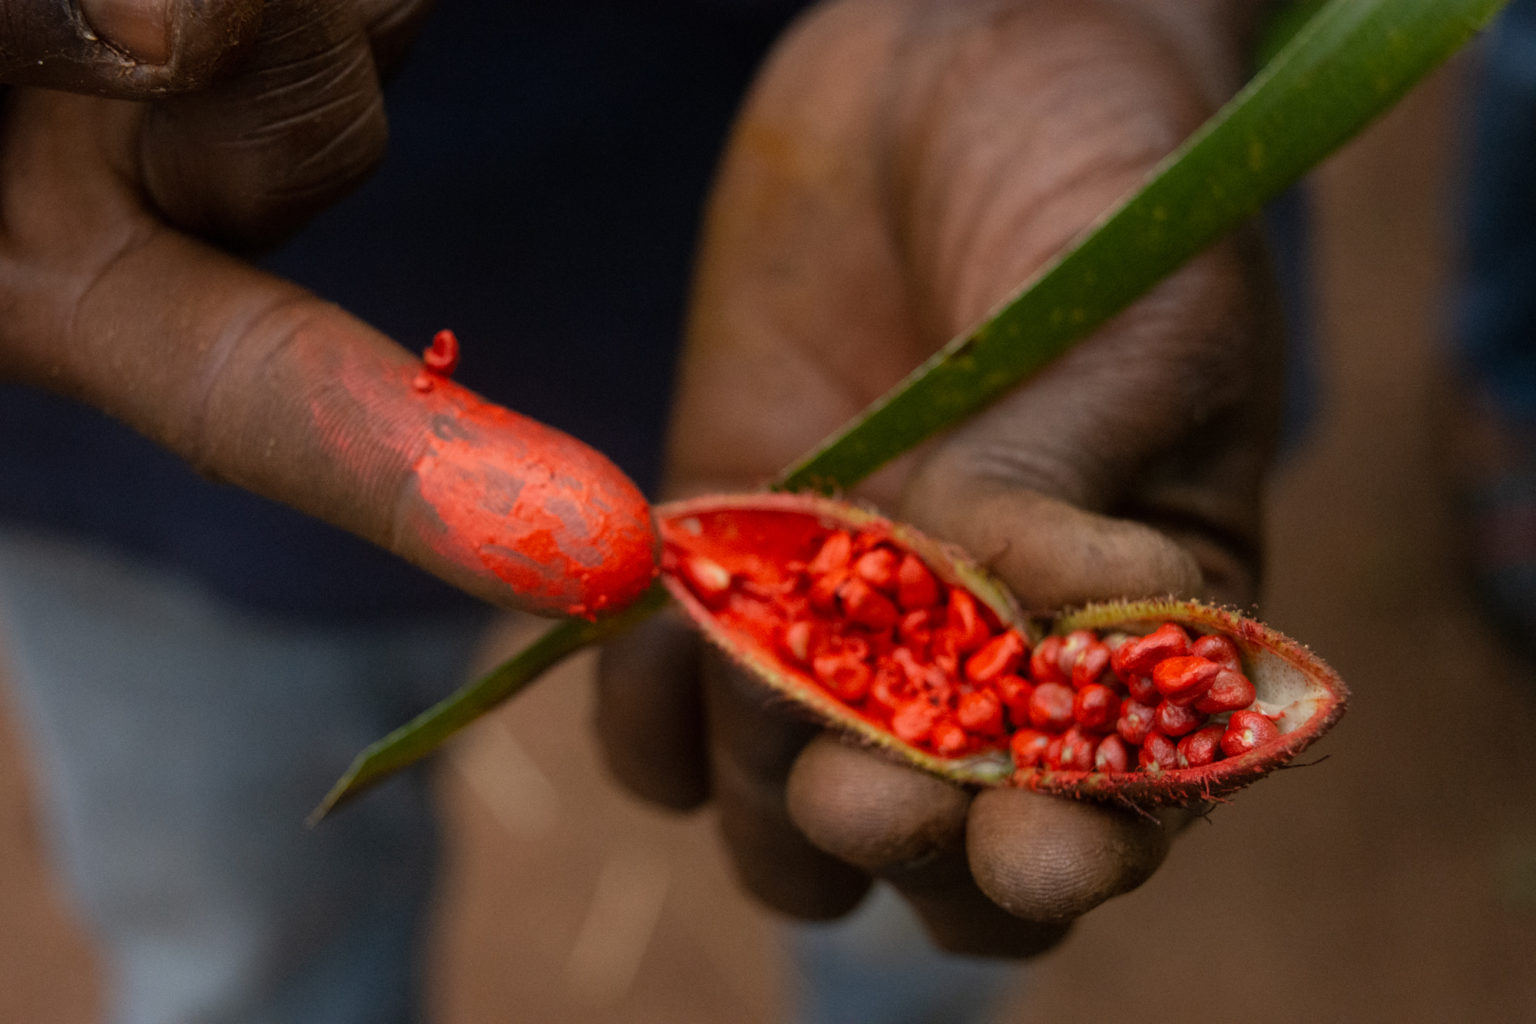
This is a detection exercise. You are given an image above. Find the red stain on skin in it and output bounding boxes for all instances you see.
[299,331,657,619]
[411,382,658,617]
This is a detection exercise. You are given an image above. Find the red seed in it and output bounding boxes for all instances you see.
[1138,731,1179,771]
[1055,630,1096,677]
[895,553,940,610]
[931,718,970,756]
[1044,735,1065,768]
[815,655,871,703]
[896,608,932,636]
[931,646,959,683]
[956,689,1005,736]
[1070,641,1112,689]
[1176,724,1226,767]
[889,646,928,687]
[854,547,899,591]
[995,674,1035,727]
[1124,672,1159,704]
[890,700,938,745]
[679,554,732,608]
[1154,700,1206,738]
[1028,682,1076,731]
[1102,631,1133,654]
[1116,699,1157,746]
[1095,734,1131,773]
[1221,709,1280,757]
[1029,635,1068,684]
[964,630,1027,683]
[780,620,815,665]
[840,577,899,632]
[1056,726,1095,771]
[868,671,907,716]
[1153,655,1223,706]
[422,328,461,376]
[808,565,847,613]
[1193,667,1257,714]
[945,588,992,652]
[808,530,853,575]
[1073,683,1122,732]
[836,635,870,662]
[1112,622,1191,680]
[1011,729,1051,768]
[1191,633,1243,672]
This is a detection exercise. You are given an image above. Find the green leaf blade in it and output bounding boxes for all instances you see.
[775,0,1509,492]
[309,581,670,823]
[316,0,1508,816]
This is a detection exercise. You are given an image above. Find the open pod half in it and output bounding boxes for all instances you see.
[658,494,1347,809]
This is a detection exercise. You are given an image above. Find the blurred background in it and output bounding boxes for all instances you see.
[4,47,1535,1024]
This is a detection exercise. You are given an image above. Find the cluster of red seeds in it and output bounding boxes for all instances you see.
[674,526,1281,773]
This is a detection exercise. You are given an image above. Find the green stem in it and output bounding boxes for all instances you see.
[309,580,670,822]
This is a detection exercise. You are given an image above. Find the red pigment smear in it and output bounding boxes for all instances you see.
[297,334,656,619]
[411,382,657,617]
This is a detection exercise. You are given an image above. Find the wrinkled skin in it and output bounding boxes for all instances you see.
[0,0,657,617]
[596,0,1285,957]
[0,0,1283,959]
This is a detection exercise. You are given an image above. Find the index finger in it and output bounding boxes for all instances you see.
[0,90,656,618]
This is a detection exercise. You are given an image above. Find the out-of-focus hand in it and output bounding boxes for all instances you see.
[597,0,1283,955]
[0,0,657,618]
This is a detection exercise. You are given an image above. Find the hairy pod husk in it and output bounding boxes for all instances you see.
[657,494,1347,809]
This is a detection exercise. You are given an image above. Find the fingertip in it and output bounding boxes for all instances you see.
[396,383,659,619]
[965,789,1170,924]
[786,736,970,872]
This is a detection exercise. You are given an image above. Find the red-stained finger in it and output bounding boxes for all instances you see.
[0,90,656,619]
[0,0,260,95]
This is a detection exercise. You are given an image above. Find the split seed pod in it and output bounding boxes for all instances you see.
[657,493,1346,808]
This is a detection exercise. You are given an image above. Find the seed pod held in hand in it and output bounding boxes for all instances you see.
[656,494,1347,809]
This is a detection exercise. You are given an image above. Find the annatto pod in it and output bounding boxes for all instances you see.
[657,493,1347,809]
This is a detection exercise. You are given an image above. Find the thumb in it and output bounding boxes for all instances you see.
[0,0,261,95]
[1,91,657,619]
[902,472,1204,612]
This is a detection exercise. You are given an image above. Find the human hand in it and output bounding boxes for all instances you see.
[0,0,657,617]
[597,0,1283,955]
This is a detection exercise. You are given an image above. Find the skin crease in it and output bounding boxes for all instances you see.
[0,5,659,620]
[596,0,1284,958]
[2,0,1277,963]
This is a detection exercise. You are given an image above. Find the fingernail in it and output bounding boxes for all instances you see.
[79,0,174,65]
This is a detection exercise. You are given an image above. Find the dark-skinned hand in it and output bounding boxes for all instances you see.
[597,0,1286,957]
[0,0,657,618]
